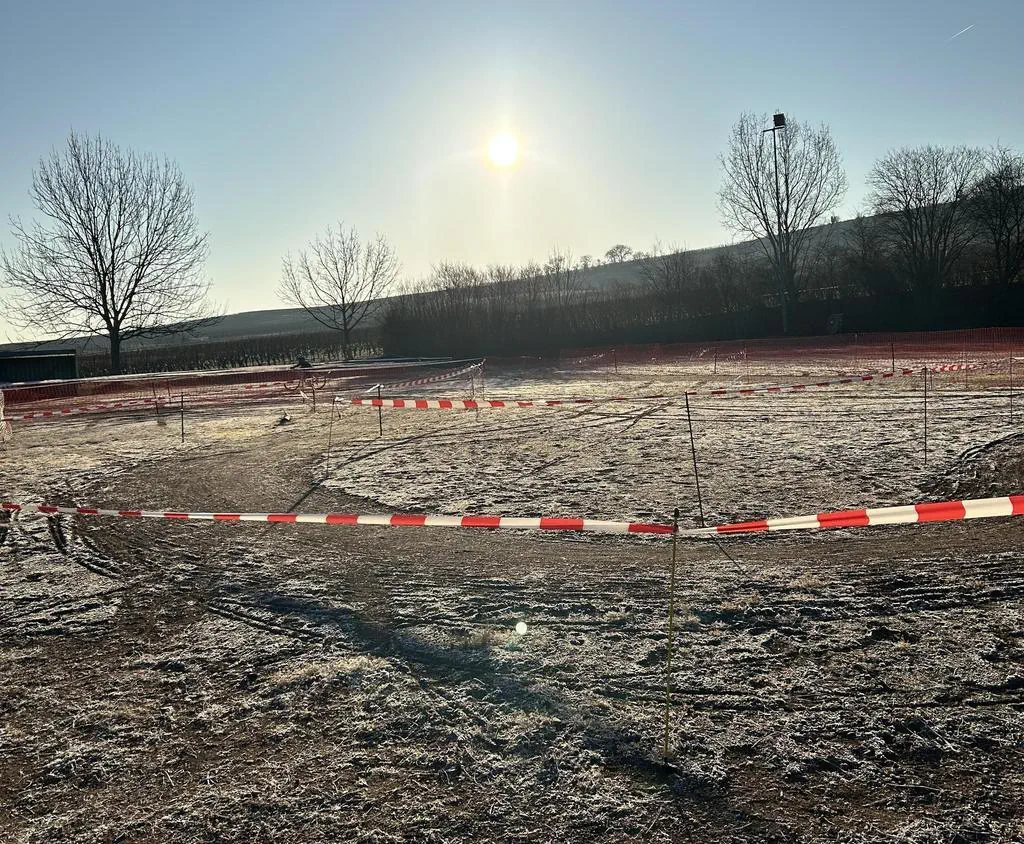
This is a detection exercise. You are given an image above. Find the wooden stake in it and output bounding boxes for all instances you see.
[890,342,895,375]
[662,507,680,762]
[377,384,383,438]
[325,399,336,479]
[684,392,705,527]
[923,368,928,467]
[179,393,185,444]
[1010,346,1015,425]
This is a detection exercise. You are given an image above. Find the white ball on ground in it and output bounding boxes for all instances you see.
[515,621,528,635]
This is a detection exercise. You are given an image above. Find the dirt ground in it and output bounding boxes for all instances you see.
[2,362,1023,843]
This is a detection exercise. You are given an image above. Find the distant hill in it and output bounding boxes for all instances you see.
[0,216,869,355]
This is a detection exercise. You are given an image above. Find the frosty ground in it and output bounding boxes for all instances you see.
[1,358,1023,842]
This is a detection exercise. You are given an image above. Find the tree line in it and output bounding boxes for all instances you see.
[75,332,380,379]
[383,120,1024,357]
[3,122,1022,376]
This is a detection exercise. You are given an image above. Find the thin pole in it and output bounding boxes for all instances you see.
[963,346,968,391]
[325,399,336,479]
[1010,346,1015,425]
[662,507,680,762]
[613,348,618,375]
[311,381,317,413]
[179,393,185,444]
[480,360,486,399]
[713,347,717,375]
[770,126,787,335]
[923,367,928,467]
[891,342,895,375]
[684,392,705,527]
[377,384,383,438]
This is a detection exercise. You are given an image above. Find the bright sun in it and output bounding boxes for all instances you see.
[487,132,519,168]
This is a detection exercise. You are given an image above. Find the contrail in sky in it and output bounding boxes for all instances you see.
[949,24,975,40]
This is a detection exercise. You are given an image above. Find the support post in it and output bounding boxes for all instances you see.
[713,347,717,375]
[613,348,618,375]
[377,384,383,438]
[1011,346,1015,425]
[684,392,705,527]
[325,399,336,479]
[923,368,928,467]
[891,342,895,375]
[179,393,185,444]
[662,508,681,762]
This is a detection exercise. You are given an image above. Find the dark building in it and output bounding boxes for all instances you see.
[0,348,79,384]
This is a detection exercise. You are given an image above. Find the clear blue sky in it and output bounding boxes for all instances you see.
[2,0,1021,339]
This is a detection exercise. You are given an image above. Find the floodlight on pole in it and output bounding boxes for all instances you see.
[763,112,788,333]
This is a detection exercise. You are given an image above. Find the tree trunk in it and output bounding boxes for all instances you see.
[109,333,122,376]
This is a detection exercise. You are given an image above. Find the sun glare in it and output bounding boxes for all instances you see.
[487,132,519,168]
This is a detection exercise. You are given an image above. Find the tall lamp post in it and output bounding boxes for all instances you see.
[763,112,788,334]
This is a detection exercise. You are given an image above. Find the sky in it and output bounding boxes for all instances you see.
[2,0,1023,339]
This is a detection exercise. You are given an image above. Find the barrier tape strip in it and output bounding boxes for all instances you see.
[5,361,484,424]
[10,396,162,421]
[3,494,1022,539]
[0,501,672,535]
[376,361,482,391]
[345,368,920,410]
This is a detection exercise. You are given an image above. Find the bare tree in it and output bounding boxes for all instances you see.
[1,132,213,374]
[604,244,633,263]
[638,248,701,325]
[718,112,847,333]
[841,213,901,298]
[971,146,1024,288]
[868,145,984,306]
[279,223,399,359]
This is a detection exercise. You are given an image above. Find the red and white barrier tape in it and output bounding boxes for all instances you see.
[683,495,1024,537]
[929,361,982,374]
[344,368,920,410]
[9,396,162,421]
[4,494,1022,539]
[346,396,627,410]
[0,502,671,535]
[703,368,916,396]
[377,361,482,391]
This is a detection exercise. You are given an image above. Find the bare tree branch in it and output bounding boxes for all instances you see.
[867,145,984,306]
[718,113,847,333]
[1,131,214,374]
[278,223,399,358]
[971,146,1024,287]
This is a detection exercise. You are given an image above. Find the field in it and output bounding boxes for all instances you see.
[2,352,1023,843]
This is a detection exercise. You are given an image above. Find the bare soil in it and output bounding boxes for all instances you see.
[2,364,1023,843]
